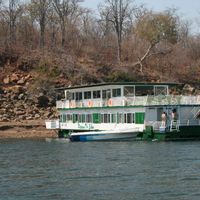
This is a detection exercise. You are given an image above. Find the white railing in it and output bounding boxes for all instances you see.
[146,120,200,132]
[146,121,162,131]
[180,96,200,105]
[45,120,60,129]
[56,100,69,109]
[56,95,200,109]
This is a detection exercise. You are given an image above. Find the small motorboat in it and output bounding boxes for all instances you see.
[69,128,139,142]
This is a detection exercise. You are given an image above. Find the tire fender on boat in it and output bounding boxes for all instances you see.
[88,100,93,107]
[108,99,113,106]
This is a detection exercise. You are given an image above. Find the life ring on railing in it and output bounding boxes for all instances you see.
[88,100,93,107]
[69,102,72,108]
[69,102,75,108]
[108,99,113,106]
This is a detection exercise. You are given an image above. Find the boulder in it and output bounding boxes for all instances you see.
[15,110,26,115]
[3,114,10,118]
[18,115,26,120]
[17,78,25,84]
[10,73,19,83]
[26,116,33,120]
[35,114,40,118]
[3,76,10,84]
[44,111,52,118]
[10,94,19,100]
[18,93,24,100]
[24,74,31,81]
[2,117,9,122]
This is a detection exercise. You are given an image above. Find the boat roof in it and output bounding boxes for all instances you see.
[56,82,180,91]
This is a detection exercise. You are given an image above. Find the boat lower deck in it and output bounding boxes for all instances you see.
[142,125,200,141]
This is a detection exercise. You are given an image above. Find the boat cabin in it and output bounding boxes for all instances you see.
[56,82,171,109]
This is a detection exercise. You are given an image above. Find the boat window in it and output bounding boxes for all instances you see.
[75,92,82,101]
[93,90,101,99]
[124,86,135,97]
[102,89,111,99]
[111,114,117,123]
[73,114,78,123]
[118,113,123,123]
[86,114,92,123]
[82,114,86,123]
[71,93,75,100]
[101,114,104,123]
[84,91,91,99]
[78,114,82,122]
[67,114,72,121]
[62,114,67,122]
[124,113,127,123]
[101,114,111,123]
[66,91,72,100]
[135,86,154,96]
[107,114,111,123]
[104,114,108,123]
[112,88,121,97]
[127,113,134,123]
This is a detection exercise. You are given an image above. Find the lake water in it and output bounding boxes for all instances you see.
[1,139,200,200]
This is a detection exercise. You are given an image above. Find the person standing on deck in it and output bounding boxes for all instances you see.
[171,109,178,121]
[171,108,178,129]
[161,112,167,127]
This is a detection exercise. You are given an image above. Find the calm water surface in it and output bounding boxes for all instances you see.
[1,139,200,200]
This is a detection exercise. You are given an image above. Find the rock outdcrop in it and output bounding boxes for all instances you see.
[0,73,57,122]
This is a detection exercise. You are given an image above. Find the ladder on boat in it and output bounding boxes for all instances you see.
[170,120,180,132]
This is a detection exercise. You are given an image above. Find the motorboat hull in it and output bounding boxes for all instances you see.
[69,130,139,142]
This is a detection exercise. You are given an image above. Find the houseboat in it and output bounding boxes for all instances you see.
[45,82,200,141]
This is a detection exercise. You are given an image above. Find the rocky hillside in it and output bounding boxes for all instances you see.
[0,72,57,122]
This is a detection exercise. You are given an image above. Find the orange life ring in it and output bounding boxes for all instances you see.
[70,102,75,108]
[88,100,93,107]
[108,99,113,106]
[69,102,72,108]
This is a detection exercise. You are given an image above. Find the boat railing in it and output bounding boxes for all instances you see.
[45,120,60,129]
[146,121,163,131]
[56,100,69,109]
[180,96,200,105]
[146,119,200,132]
[178,119,200,126]
[146,120,180,132]
[126,96,148,106]
[122,95,200,106]
[56,95,200,109]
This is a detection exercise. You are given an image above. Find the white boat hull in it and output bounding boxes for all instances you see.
[69,129,139,142]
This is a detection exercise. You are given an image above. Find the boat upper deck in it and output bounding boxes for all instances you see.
[55,82,200,109]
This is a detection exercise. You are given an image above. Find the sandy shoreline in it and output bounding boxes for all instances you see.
[0,120,58,139]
